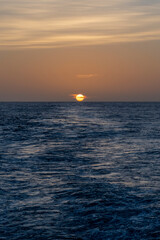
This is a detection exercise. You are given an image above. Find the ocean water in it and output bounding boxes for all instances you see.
[0,102,160,240]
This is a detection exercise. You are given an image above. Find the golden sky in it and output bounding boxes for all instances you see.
[0,0,160,101]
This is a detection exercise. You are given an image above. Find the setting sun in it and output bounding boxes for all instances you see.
[76,94,85,101]
[71,94,86,101]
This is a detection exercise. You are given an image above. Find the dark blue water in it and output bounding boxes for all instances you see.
[0,102,160,240]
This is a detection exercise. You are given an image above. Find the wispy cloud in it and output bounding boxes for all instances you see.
[76,74,96,79]
[0,0,160,49]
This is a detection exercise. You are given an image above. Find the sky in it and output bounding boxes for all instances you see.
[0,0,160,101]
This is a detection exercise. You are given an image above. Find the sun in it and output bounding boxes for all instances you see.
[71,93,86,101]
[76,94,85,102]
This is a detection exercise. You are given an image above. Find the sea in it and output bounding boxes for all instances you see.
[0,102,160,240]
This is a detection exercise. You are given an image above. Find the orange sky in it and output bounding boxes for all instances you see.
[0,0,160,101]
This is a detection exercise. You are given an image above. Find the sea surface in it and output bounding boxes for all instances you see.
[0,102,160,240]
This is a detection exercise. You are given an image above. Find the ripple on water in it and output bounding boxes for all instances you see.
[0,102,160,239]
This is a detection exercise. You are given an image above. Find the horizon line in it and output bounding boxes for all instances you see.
[1,101,160,103]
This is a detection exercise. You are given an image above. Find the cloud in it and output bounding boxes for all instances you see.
[0,0,160,49]
[76,74,96,79]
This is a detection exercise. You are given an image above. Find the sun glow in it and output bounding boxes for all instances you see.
[72,94,86,102]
